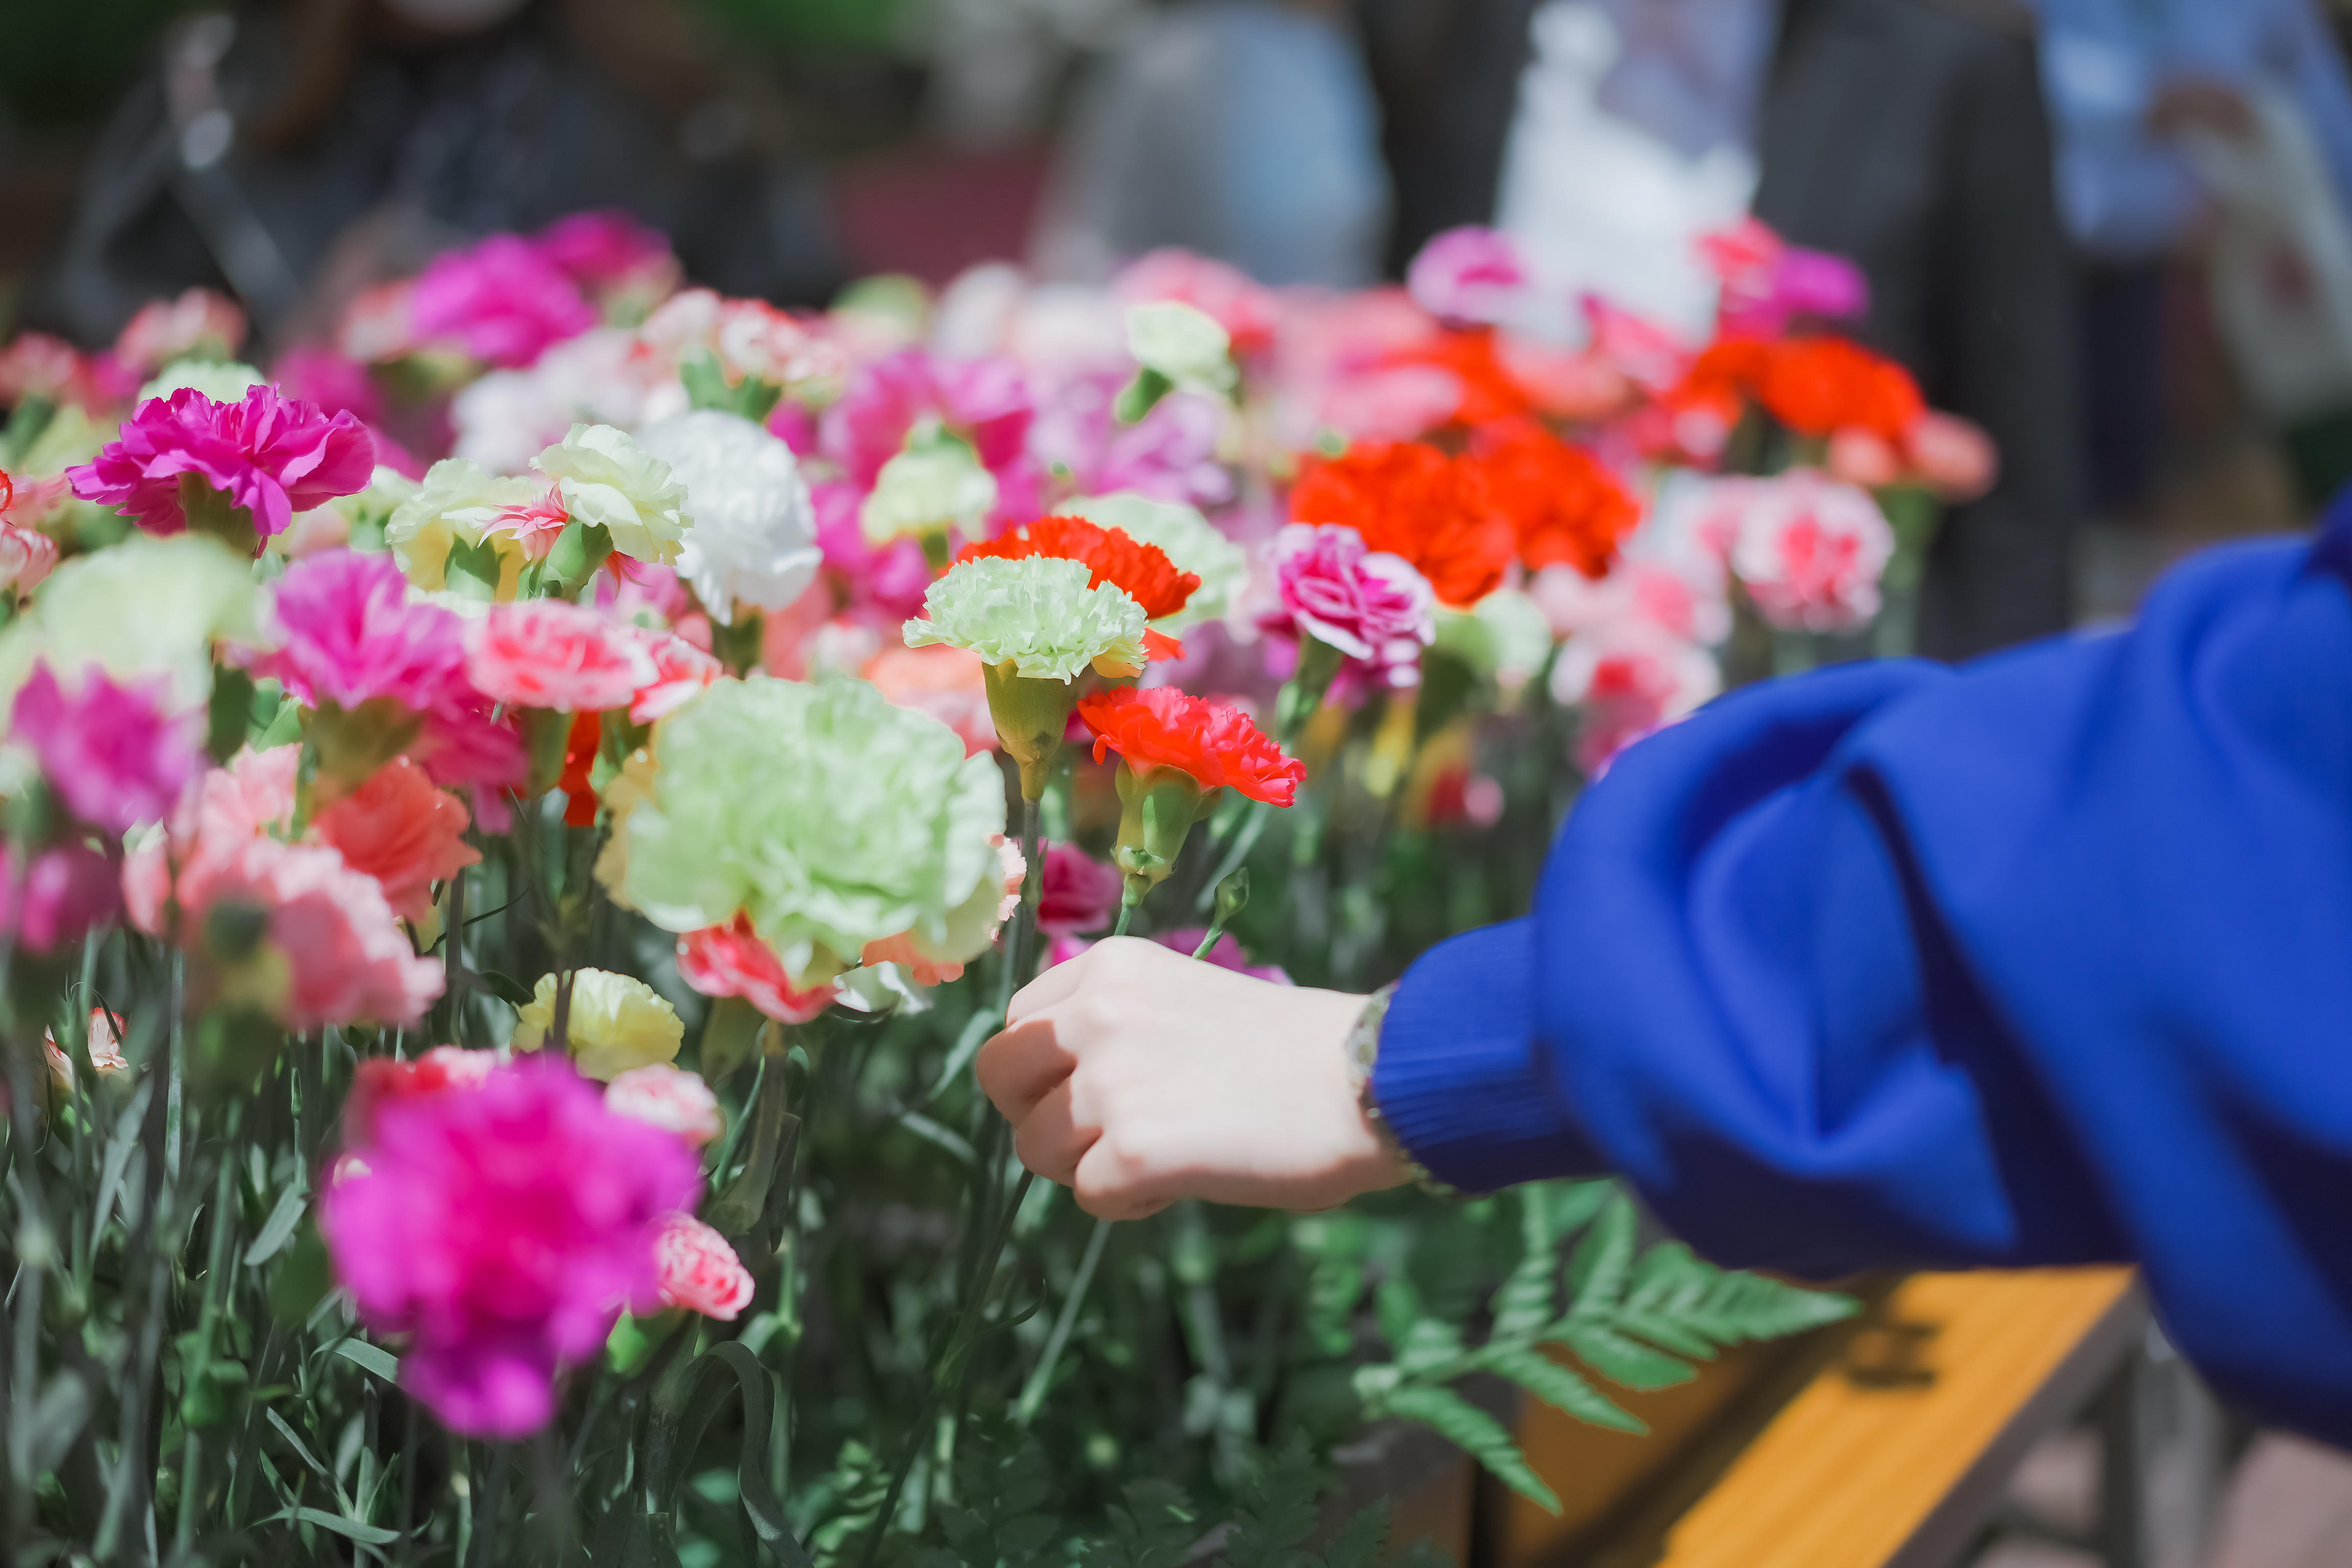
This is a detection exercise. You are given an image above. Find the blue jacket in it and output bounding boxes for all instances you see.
[1374,510,2352,1443]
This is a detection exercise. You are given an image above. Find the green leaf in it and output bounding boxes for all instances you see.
[1490,1195,1561,1340]
[207,667,256,763]
[1696,1270,1861,1343]
[1392,1316,1464,1376]
[705,1053,796,1238]
[1380,1384,1559,1514]
[332,1338,400,1385]
[1320,1500,1391,1568]
[1551,1321,1696,1392]
[477,969,537,1010]
[1484,1345,1645,1434]
[276,1506,400,1546]
[242,1186,308,1267]
[1374,1274,1425,1351]
[27,1371,90,1476]
[647,1342,814,1567]
[1541,1179,1615,1238]
[1566,1191,1636,1317]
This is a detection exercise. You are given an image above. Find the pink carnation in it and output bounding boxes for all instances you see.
[2,844,121,954]
[464,600,657,713]
[1903,412,1999,503]
[113,288,248,376]
[653,1213,755,1320]
[532,211,678,297]
[1116,250,1280,351]
[818,350,1041,529]
[1700,218,1869,339]
[410,234,596,370]
[1407,227,1529,327]
[677,915,839,1023]
[813,485,936,623]
[254,548,470,714]
[606,1064,724,1148]
[1714,471,1894,633]
[320,1058,699,1436]
[68,385,376,541]
[1265,523,1437,685]
[10,662,202,834]
[1549,617,1723,774]
[627,630,723,725]
[1037,842,1122,939]
[0,333,97,410]
[309,756,481,923]
[270,345,387,426]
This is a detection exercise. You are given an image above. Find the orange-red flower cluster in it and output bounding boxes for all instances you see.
[1662,334,1924,446]
[1388,327,1535,429]
[958,515,1199,620]
[1288,441,1518,608]
[1076,687,1306,806]
[1467,420,1641,578]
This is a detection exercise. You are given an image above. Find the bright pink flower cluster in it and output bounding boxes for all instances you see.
[10,663,201,834]
[409,234,597,370]
[818,349,1041,528]
[1407,226,1529,328]
[68,385,376,541]
[532,210,677,297]
[1265,523,1437,687]
[464,600,658,714]
[320,1058,700,1436]
[1699,218,1870,340]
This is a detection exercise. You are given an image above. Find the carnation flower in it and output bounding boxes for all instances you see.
[1756,337,1924,442]
[10,662,201,834]
[254,548,470,716]
[1264,524,1436,685]
[1077,687,1306,807]
[464,600,657,713]
[1067,493,1248,628]
[1124,302,1237,399]
[903,556,1149,682]
[676,914,840,1022]
[1700,218,1869,339]
[1550,616,1723,773]
[385,459,546,598]
[1115,249,1279,351]
[635,410,820,619]
[0,520,58,598]
[1407,226,1529,327]
[114,289,249,376]
[606,1063,723,1148]
[410,234,597,369]
[1289,442,1517,609]
[1467,420,1640,577]
[341,1046,499,1146]
[320,1058,699,1436]
[820,350,1038,511]
[859,439,997,546]
[1037,842,1123,938]
[532,210,678,301]
[0,533,261,715]
[1903,412,1999,503]
[859,835,1024,986]
[68,385,375,543]
[512,968,684,1082]
[533,424,692,567]
[2,844,121,955]
[1712,471,1895,633]
[309,757,481,923]
[862,643,995,755]
[613,677,1006,989]
[43,1007,132,1085]
[628,630,724,725]
[958,515,1199,621]
[653,1213,755,1320]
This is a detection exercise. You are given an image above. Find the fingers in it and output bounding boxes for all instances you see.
[974,1012,1075,1123]
[1073,1129,1170,1222]
[1009,1079,1095,1187]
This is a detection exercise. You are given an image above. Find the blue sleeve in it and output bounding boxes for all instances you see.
[1373,520,2352,1444]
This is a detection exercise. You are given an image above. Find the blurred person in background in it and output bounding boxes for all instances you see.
[2026,0,2352,513]
[1034,0,1391,287]
[1368,0,2080,661]
[22,0,840,352]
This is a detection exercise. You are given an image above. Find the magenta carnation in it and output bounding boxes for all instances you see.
[532,210,676,293]
[2,843,121,955]
[1037,843,1122,939]
[1407,226,1528,327]
[10,662,202,834]
[320,1059,699,1436]
[255,549,469,715]
[410,234,596,370]
[1265,523,1436,683]
[68,385,376,541]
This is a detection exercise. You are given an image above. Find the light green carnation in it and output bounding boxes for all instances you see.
[616,677,1007,989]
[386,458,540,595]
[534,423,692,566]
[138,359,266,404]
[1433,588,1557,693]
[860,438,997,545]
[1068,492,1250,629]
[0,533,261,713]
[1124,302,1236,398]
[319,464,422,552]
[902,555,1148,681]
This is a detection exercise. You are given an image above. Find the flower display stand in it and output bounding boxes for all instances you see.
[1492,1268,2147,1568]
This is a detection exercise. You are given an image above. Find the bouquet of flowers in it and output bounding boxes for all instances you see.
[0,209,1988,1563]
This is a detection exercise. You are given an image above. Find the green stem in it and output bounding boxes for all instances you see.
[1112,898,1137,939]
[1014,1218,1112,1427]
[1195,801,1271,914]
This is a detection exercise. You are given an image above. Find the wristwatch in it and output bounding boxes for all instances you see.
[1343,984,1456,1197]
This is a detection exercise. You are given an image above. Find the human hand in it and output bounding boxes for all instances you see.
[976,938,1411,1219]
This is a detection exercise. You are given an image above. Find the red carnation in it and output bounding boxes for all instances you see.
[1756,336,1923,440]
[1076,687,1305,806]
[1468,420,1641,578]
[958,514,1200,620]
[1288,441,1517,609]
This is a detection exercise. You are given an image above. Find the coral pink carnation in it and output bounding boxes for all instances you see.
[464,600,658,713]
[677,915,839,1023]
[409,234,596,370]
[0,519,58,597]
[320,1058,699,1436]
[627,630,723,725]
[653,1213,755,1320]
[606,1064,724,1148]
[68,385,376,541]
[1717,471,1895,633]
[254,548,471,715]
[114,288,248,375]
[10,661,202,834]
[309,757,482,923]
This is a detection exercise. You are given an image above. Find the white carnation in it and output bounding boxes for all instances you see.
[637,410,820,621]
[533,423,692,566]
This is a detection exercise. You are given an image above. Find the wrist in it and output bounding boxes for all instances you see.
[1339,984,1447,1199]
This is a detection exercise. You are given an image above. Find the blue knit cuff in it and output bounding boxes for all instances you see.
[1371,920,1606,1193]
